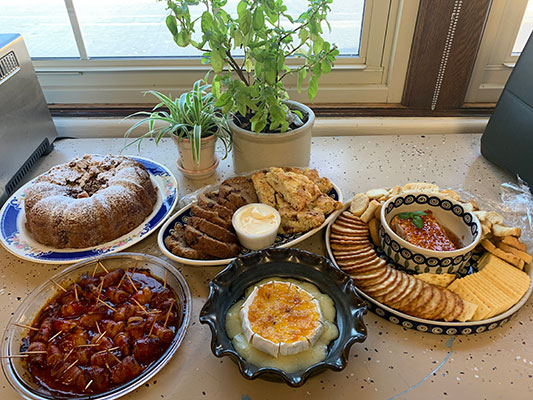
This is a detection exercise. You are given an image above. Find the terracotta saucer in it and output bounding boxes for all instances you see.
[176,156,219,180]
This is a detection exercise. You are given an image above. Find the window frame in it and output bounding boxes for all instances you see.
[465,0,530,103]
[32,0,419,105]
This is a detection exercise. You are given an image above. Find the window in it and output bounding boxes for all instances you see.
[466,0,533,103]
[513,0,533,53]
[0,0,418,105]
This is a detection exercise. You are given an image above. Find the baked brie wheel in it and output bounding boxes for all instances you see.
[239,281,325,357]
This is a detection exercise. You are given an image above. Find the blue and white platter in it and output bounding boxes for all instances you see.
[0,156,178,264]
[325,202,533,335]
[158,182,343,266]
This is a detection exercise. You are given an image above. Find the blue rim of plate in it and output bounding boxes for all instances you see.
[325,202,533,335]
[0,156,178,264]
[158,183,343,266]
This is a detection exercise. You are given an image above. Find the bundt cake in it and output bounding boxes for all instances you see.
[24,154,158,248]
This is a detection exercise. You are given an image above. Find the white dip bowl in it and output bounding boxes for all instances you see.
[232,203,281,250]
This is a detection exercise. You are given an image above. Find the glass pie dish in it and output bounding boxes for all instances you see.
[1,252,192,400]
[199,247,367,387]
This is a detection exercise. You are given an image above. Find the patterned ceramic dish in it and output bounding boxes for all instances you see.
[0,156,178,264]
[199,247,367,387]
[380,193,481,274]
[1,252,192,400]
[158,182,342,266]
[325,203,533,335]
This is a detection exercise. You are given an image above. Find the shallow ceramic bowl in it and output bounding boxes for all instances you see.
[199,247,367,387]
[380,193,481,274]
[1,252,192,400]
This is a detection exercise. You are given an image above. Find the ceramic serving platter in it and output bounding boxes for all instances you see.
[0,156,178,264]
[325,202,533,335]
[199,248,367,387]
[158,182,343,266]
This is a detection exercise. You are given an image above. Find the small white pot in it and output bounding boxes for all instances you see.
[172,134,217,172]
[229,100,315,173]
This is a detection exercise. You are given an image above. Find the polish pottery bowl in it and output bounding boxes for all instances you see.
[380,193,482,274]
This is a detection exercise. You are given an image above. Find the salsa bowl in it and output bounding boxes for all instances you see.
[380,193,482,274]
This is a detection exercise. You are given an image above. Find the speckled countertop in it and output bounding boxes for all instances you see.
[1,135,531,400]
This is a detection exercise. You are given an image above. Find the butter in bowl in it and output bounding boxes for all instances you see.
[232,203,281,250]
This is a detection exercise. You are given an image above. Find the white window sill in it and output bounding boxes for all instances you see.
[53,117,489,138]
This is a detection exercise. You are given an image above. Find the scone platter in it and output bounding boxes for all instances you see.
[0,155,178,264]
[325,183,532,335]
[158,167,343,266]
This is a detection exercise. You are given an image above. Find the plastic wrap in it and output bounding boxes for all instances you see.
[458,177,532,250]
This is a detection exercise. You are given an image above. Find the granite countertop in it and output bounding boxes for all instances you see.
[0,135,531,399]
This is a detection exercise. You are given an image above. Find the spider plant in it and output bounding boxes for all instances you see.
[124,79,231,165]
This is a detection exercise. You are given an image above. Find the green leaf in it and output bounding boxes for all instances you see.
[321,62,331,74]
[192,124,202,164]
[299,29,309,42]
[265,65,276,85]
[313,37,323,54]
[252,7,264,30]
[292,109,303,119]
[234,30,243,48]
[239,9,252,35]
[237,0,247,17]
[396,212,412,219]
[201,11,214,31]
[412,216,424,229]
[245,57,253,72]
[174,31,191,47]
[413,211,427,217]
[312,62,322,78]
[308,75,318,100]
[297,69,306,93]
[166,15,178,36]
[210,49,225,73]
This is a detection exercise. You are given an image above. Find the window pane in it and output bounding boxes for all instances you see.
[513,0,533,54]
[73,0,182,57]
[0,0,79,58]
[0,0,364,59]
[73,0,364,58]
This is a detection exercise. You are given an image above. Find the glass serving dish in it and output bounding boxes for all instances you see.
[1,252,192,400]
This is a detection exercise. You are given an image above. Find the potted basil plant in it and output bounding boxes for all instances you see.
[164,0,338,172]
[124,79,231,179]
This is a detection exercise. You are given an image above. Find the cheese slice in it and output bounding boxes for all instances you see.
[240,281,324,357]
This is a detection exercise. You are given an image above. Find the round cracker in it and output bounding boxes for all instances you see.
[337,253,380,267]
[331,242,371,251]
[333,218,368,229]
[381,271,411,305]
[350,193,370,217]
[341,256,383,273]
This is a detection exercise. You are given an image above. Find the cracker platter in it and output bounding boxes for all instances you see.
[325,183,532,335]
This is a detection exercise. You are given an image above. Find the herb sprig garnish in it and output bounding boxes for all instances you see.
[396,211,427,229]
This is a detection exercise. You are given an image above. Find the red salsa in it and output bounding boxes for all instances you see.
[391,210,461,251]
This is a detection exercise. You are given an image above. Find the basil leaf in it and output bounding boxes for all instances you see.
[396,212,412,219]
[412,216,424,229]
[413,211,427,217]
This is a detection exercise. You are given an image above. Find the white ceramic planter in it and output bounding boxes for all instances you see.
[229,100,315,173]
[172,134,217,175]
